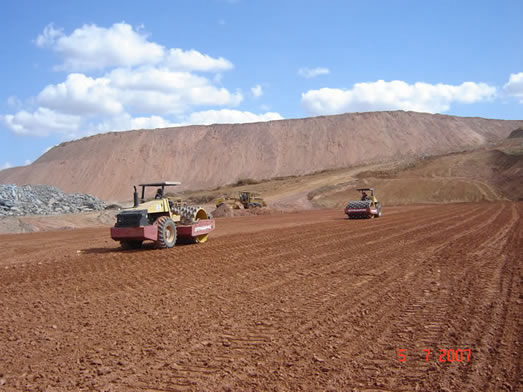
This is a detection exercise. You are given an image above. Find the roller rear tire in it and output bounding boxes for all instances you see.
[156,216,177,249]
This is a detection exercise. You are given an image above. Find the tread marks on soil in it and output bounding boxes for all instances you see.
[0,203,519,391]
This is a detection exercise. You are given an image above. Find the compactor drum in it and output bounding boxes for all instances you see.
[344,188,382,219]
[111,182,215,249]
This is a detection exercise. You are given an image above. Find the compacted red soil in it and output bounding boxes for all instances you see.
[0,203,520,391]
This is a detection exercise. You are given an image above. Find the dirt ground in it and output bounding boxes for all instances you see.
[0,202,520,391]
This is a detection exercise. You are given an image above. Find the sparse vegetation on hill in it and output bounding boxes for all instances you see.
[232,178,260,186]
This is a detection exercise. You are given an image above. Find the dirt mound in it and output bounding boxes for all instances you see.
[211,203,235,217]
[1,111,521,201]
[0,203,520,391]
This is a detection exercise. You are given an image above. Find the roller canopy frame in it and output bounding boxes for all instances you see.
[356,188,374,196]
[137,181,181,202]
[138,182,181,187]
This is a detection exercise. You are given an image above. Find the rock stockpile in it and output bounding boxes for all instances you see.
[0,184,106,216]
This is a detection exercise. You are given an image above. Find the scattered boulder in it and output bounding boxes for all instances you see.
[0,184,106,216]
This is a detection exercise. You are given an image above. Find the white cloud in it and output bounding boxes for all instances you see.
[35,23,235,74]
[503,72,523,103]
[4,64,243,136]
[37,73,123,115]
[2,66,244,136]
[92,113,174,133]
[0,162,12,170]
[301,79,497,115]
[298,67,330,79]
[36,22,164,71]
[3,110,174,137]
[109,67,242,113]
[2,108,82,137]
[109,66,208,91]
[165,48,233,72]
[3,23,267,138]
[251,84,263,97]
[178,109,283,125]
[35,24,63,47]
[24,159,31,166]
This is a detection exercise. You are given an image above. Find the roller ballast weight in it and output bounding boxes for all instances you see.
[110,182,215,249]
[344,188,382,219]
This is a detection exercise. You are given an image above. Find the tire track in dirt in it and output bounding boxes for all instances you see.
[146,204,497,390]
[0,204,496,390]
[3,205,470,388]
[255,204,504,390]
[344,203,520,391]
[174,202,498,388]
[435,203,520,391]
[0,202,519,391]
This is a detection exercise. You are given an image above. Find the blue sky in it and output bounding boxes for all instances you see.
[1,0,522,169]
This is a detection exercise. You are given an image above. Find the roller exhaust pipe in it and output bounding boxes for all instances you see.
[133,186,139,207]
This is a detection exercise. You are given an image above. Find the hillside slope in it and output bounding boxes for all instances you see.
[306,140,522,207]
[1,111,521,201]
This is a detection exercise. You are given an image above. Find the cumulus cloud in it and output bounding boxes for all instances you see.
[34,24,63,47]
[503,72,523,103]
[3,65,244,135]
[2,22,246,137]
[35,22,235,74]
[92,113,174,133]
[165,49,233,72]
[92,110,283,132]
[251,84,263,97]
[301,79,497,115]
[2,108,82,137]
[298,67,330,79]
[178,109,283,125]
[36,23,164,71]
[37,73,123,115]
[107,67,242,114]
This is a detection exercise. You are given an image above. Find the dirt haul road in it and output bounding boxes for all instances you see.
[0,202,520,391]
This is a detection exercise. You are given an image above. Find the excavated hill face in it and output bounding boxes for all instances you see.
[507,127,523,139]
[308,140,523,207]
[0,111,521,201]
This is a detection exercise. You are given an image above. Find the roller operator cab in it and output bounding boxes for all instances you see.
[344,188,383,219]
[111,182,215,250]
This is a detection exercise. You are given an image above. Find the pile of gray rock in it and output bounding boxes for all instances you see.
[0,184,106,216]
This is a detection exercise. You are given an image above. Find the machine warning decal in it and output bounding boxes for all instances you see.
[194,225,213,233]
